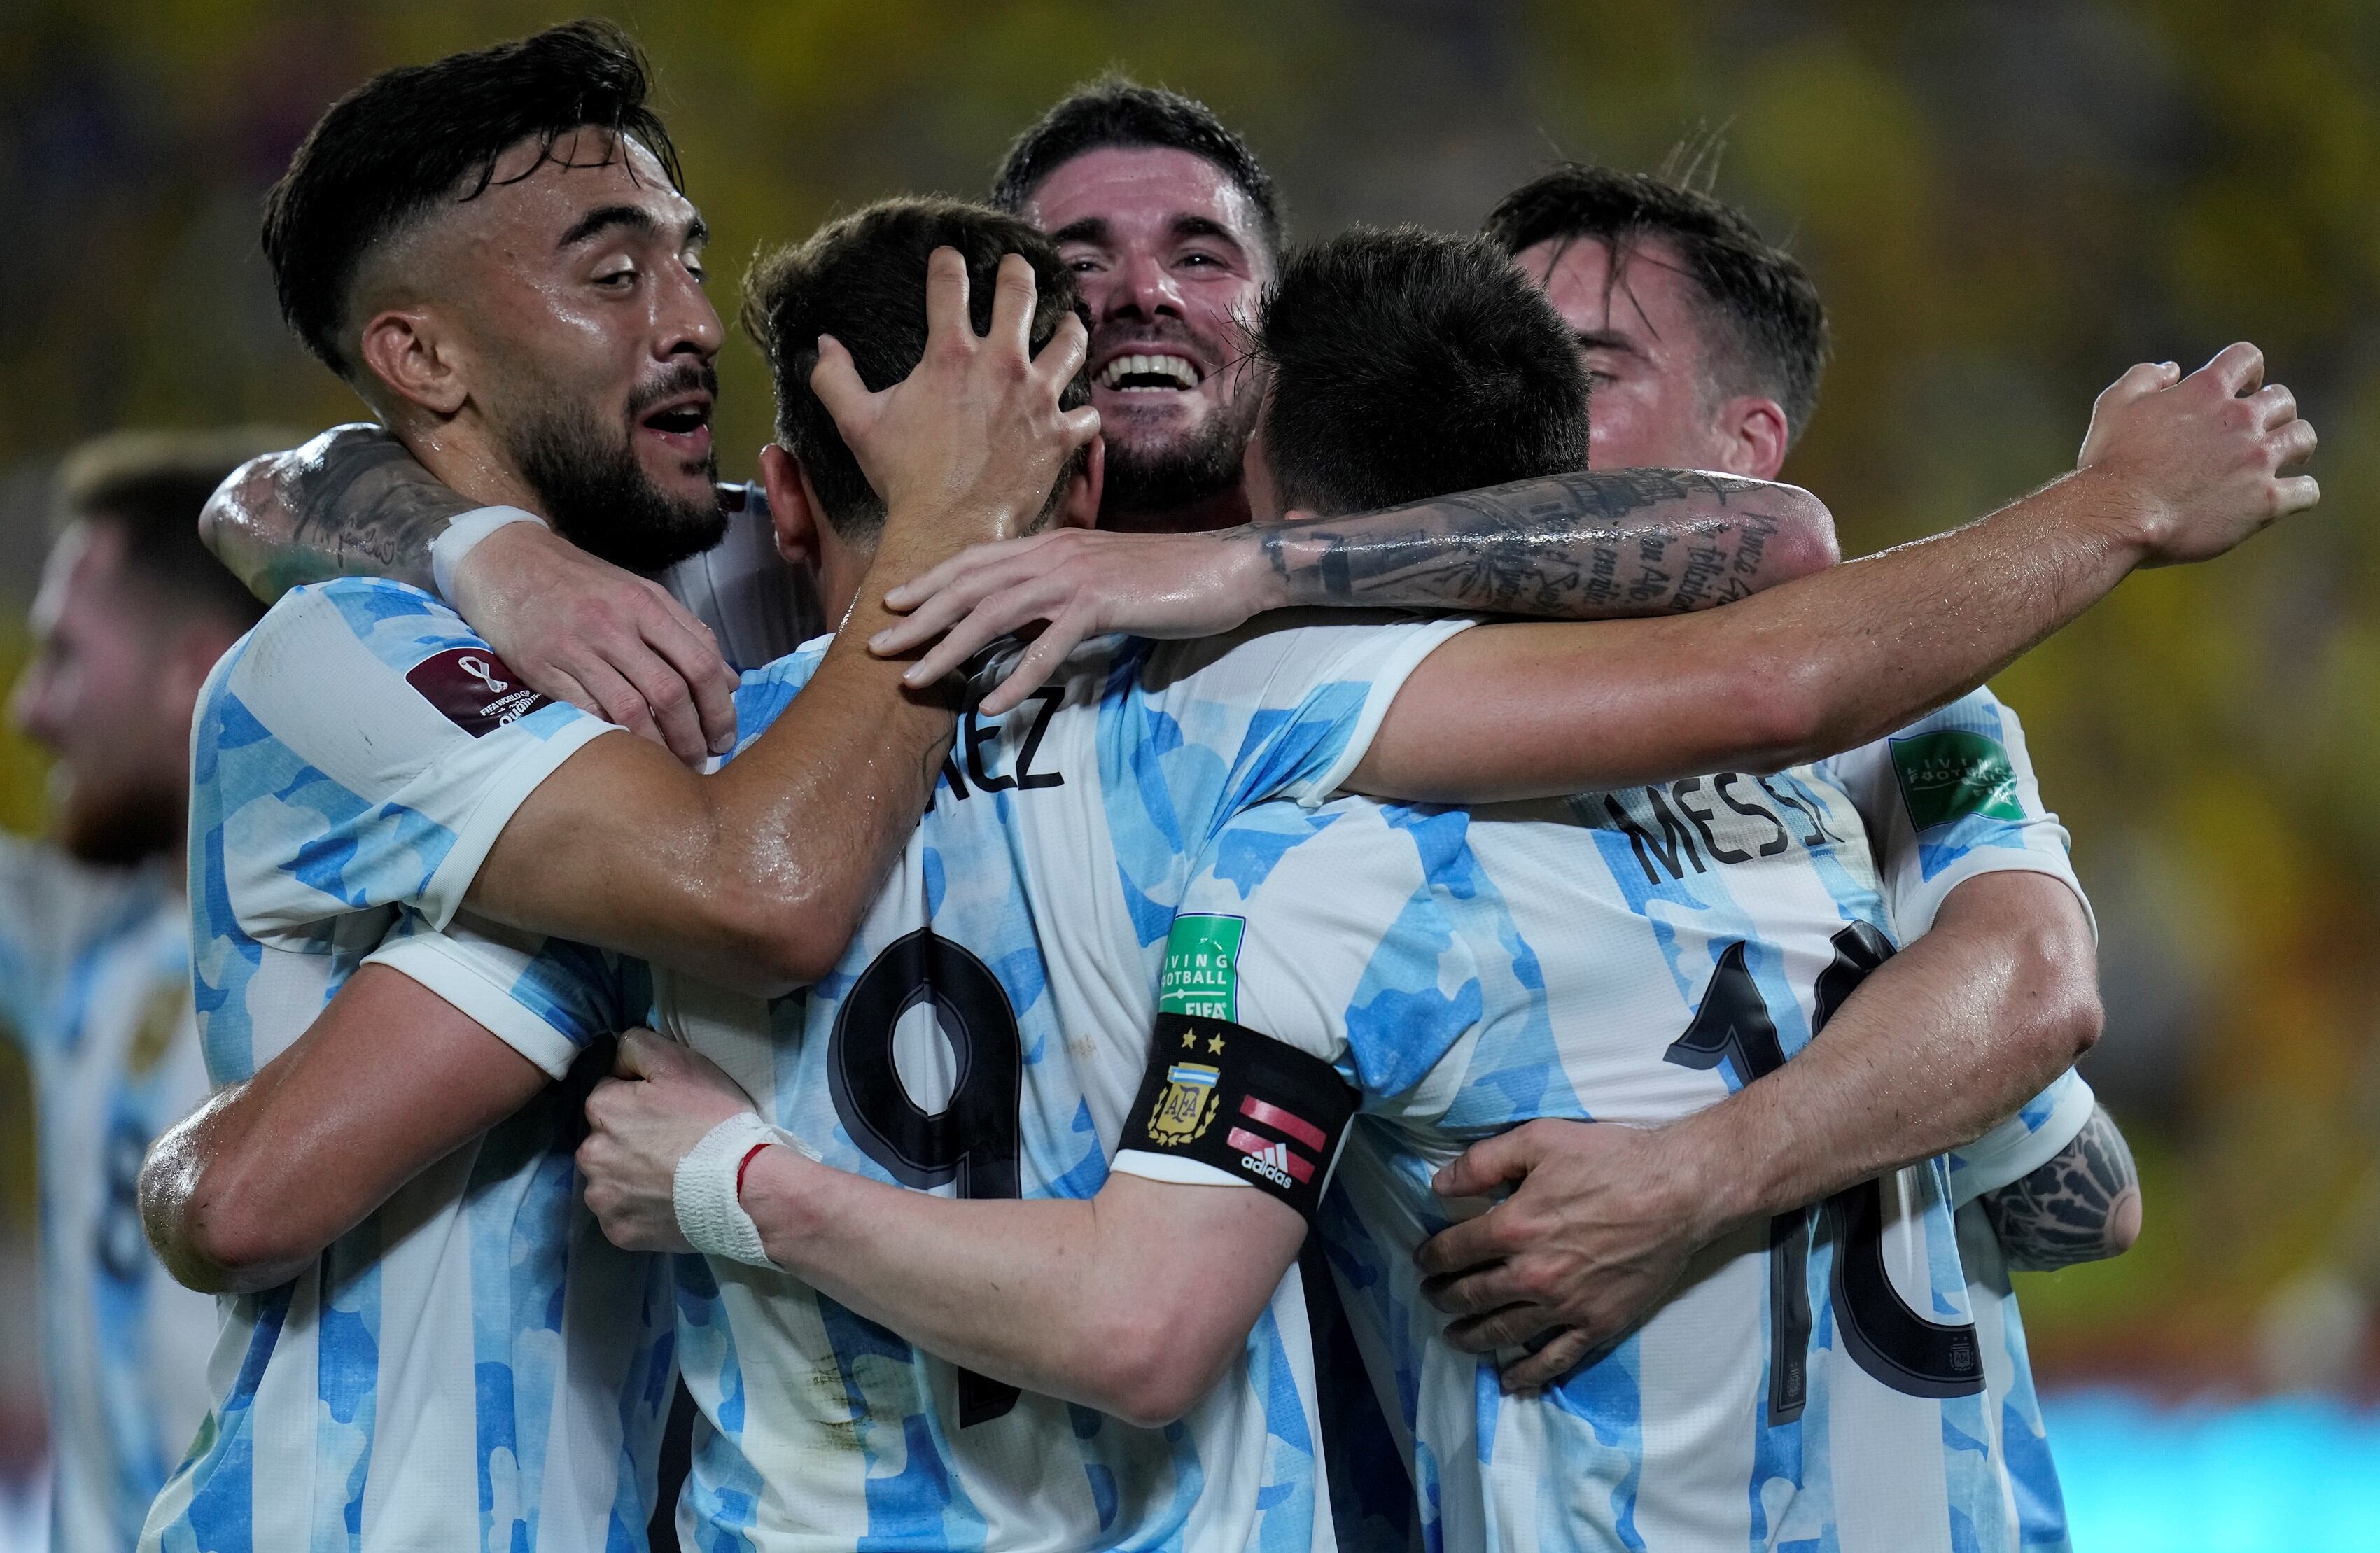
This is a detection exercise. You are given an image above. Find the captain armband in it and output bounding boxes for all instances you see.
[1117,1013,1359,1222]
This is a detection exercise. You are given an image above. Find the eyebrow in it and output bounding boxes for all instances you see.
[1574,328,1650,359]
[1171,215,1242,248]
[1049,216,1110,247]
[559,206,708,251]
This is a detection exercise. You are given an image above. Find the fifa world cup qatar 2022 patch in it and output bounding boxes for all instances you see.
[1889,729,2024,831]
[405,648,552,736]
[1126,1011,1358,1221]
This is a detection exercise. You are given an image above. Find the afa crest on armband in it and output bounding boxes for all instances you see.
[1148,1057,1222,1144]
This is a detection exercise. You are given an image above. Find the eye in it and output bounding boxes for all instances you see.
[1584,370,1617,388]
[1179,251,1222,269]
[594,264,637,290]
[687,259,708,286]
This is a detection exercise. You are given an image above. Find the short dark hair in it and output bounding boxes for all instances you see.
[1253,227,1590,517]
[990,77,1282,256]
[1485,164,1828,443]
[54,430,283,632]
[741,197,1091,538]
[262,20,682,377]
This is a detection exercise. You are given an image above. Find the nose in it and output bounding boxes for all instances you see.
[1098,246,1184,325]
[656,262,724,362]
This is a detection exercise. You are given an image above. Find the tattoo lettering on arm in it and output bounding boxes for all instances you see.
[1255,468,1816,619]
[1980,1104,2143,1272]
[203,425,475,599]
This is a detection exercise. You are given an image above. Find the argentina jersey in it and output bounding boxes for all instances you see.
[1161,688,2092,1553]
[151,577,675,1552]
[639,610,1471,1553]
[0,841,216,1552]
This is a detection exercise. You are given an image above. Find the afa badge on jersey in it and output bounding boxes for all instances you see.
[1890,729,2025,830]
[1152,1058,1224,1142]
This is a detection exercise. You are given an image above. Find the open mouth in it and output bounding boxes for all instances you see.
[1096,352,1204,393]
[640,398,712,435]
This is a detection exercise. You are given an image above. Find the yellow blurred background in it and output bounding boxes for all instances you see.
[2,0,2376,1534]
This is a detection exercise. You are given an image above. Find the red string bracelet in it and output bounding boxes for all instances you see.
[735,1141,771,1203]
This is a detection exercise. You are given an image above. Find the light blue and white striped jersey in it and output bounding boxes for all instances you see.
[1152,689,2092,1553]
[0,839,216,1552]
[147,578,674,1553]
[641,612,1471,1553]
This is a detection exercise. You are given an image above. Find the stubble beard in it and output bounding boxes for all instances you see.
[507,398,728,578]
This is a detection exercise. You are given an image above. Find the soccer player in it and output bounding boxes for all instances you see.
[575,227,2159,1552]
[171,180,2288,1553]
[132,27,1101,1550]
[0,433,271,1552]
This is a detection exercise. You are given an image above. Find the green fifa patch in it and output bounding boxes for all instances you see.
[1890,729,2024,831]
[1159,914,1245,1020]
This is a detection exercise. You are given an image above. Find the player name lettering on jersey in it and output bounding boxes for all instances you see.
[940,687,1068,800]
[1586,771,1847,885]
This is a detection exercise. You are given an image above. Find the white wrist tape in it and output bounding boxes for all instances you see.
[430,506,547,604]
[673,1110,812,1267]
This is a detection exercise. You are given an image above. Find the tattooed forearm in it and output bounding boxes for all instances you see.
[201,424,474,600]
[1981,1105,2143,1272]
[1254,468,1837,620]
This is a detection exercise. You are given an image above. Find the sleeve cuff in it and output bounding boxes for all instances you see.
[417,716,622,931]
[1110,1150,1255,1190]
[365,931,584,1079]
[1900,854,2099,946]
[1950,1075,2100,1207]
[1292,616,1479,808]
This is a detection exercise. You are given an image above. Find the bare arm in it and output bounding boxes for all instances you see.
[872,470,1836,712]
[140,965,548,1294]
[1418,869,2101,1388]
[574,1032,1303,1428]
[202,424,468,600]
[1350,347,2314,802]
[1980,1104,2142,1271]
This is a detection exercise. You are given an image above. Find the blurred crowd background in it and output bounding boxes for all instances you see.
[4,0,2377,1543]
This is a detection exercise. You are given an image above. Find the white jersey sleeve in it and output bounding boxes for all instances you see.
[1134,609,1477,812]
[365,908,643,1078]
[203,577,621,939]
[1947,1067,2099,1208]
[1818,687,2094,939]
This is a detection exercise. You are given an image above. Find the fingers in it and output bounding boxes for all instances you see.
[975,617,1091,717]
[1033,311,1091,393]
[2269,415,2318,474]
[2275,473,2321,514]
[1442,1302,1558,1355]
[606,633,708,766]
[881,535,1049,614]
[612,1028,671,1079]
[2246,382,2297,432]
[988,251,1040,358]
[1499,1328,1600,1396]
[1412,1209,1518,1279]
[570,656,667,751]
[634,583,740,755]
[1432,1123,1544,1201]
[2095,359,2180,412]
[2202,341,2266,398]
[1419,1260,1529,1319]
[807,334,872,433]
[923,246,973,351]
[904,582,1074,691]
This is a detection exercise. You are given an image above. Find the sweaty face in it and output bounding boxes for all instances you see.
[10,524,190,866]
[1517,234,1735,474]
[1026,146,1270,530]
[440,131,728,572]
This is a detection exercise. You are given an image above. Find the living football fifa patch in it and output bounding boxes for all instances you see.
[1127,1012,1357,1221]
[1889,729,2024,831]
[1158,913,1245,1020]
[405,647,552,737]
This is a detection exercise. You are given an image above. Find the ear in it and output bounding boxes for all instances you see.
[1712,395,1791,482]
[1054,433,1105,531]
[760,443,821,567]
[356,307,469,418]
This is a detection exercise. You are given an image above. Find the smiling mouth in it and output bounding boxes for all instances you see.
[641,400,711,435]
[1097,353,1203,392]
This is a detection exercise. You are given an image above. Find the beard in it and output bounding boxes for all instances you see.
[506,370,728,576]
[55,766,181,868]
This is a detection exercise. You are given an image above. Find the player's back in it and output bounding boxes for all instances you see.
[654,612,1467,1553]
[1180,771,2014,1553]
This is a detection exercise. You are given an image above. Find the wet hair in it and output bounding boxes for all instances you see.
[990,76,1282,256]
[52,429,284,631]
[741,197,1091,538]
[1485,163,1828,444]
[262,20,682,377]
[1252,226,1590,517]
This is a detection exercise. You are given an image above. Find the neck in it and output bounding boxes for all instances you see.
[394,414,549,519]
[1097,483,1251,535]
